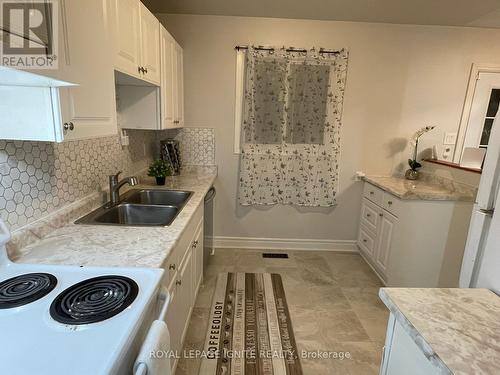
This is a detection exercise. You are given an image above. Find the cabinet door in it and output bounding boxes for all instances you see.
[109,0,141,78]
[165,277,181,371]
[160,26,176,129]
[192,222,204,297]
[139,3,160,85]
[174,41,184,127]
[177,250,194,342]
[58,0,117,140]
[383,315,440,375]
[375,211,397,275]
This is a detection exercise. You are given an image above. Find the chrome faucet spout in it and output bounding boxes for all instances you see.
[108,172,138,206]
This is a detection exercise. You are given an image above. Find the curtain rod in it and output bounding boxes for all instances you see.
[234,45,341,54]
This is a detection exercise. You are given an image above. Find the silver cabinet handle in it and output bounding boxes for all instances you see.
[388,201,393,205]
[363,239,367,243]
[169,264,176,270]
[379,213,383,217]
[63,122,74,131]
[176,280,182,286]
[192,240,198,248]
[366,213,371,217]
[370,191,374,195]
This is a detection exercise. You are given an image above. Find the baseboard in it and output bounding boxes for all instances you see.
[213,236,358,252]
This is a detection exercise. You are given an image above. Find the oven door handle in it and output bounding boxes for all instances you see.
[157,287,171,322]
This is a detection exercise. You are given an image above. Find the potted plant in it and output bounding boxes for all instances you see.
[406,125,435,180]
[147,159,172,185]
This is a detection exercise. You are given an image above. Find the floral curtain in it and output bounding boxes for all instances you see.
[238,46,349,206]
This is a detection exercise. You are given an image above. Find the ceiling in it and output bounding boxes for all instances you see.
[142,0,500,28]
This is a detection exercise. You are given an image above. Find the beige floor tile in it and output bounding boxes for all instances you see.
[181,249,387,375]
[317,309,371,342]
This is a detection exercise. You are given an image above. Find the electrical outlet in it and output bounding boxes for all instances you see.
[442,146,453,160]
[443,132,457,145]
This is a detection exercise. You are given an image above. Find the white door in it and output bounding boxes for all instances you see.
[375,211,396,275]
[58,0,117,140]
[462,72,500,159]
[139,3,160,85]
[160,26,176,129]
[174,41,184,127]
[109,0,141,78]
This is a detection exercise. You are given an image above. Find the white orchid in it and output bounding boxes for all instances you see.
[409,125,436,171]
[410,125,435,146]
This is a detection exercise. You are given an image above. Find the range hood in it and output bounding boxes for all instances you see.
[0,66,74,87]
[0,66,77,142]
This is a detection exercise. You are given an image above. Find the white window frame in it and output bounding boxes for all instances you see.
[233,49,246,154]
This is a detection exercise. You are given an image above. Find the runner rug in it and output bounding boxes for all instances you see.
[199,273,303,375]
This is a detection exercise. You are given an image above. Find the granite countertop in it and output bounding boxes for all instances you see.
[14,171,216,269]
[364,176,476,201]
[379,288,500,375]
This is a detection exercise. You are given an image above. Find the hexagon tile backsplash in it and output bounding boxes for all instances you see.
[0,130,158,231]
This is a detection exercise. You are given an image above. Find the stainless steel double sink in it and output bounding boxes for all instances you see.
[75,189,193,227]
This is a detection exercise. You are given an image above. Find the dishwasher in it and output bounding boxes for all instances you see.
[203,187,216,276]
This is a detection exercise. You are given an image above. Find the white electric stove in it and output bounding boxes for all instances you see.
[0,219,166,375]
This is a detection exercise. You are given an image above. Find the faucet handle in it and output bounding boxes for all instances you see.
[109,171,122,183]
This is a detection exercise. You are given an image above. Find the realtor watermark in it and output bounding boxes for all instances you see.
[0,0,58,69]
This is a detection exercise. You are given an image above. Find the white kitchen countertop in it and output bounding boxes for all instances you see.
[379,288,500,375]
[364,176,476,201]
[14,171,216,269]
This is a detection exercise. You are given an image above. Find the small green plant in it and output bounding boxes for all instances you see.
[147,159,172,178]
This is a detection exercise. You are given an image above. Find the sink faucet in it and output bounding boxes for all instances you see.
[108,171,138,206]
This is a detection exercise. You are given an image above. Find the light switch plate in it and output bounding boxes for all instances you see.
[443,132,457,145]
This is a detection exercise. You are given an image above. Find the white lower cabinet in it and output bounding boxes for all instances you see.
[358,195,396,282]
[358,181,473,287]
[374,211,396,276]
[380,314,439,375]
[162,204,204,373]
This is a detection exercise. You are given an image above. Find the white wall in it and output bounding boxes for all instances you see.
[158,14,500,241]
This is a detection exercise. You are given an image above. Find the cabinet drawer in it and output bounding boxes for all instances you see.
[364,183,384,206]
[358,225,376,257]
[361,198,382,233]
[382,193,401,217]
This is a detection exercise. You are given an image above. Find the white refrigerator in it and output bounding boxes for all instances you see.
[459,114,500,293]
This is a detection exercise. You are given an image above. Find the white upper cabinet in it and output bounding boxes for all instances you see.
[160,26,184,129]
[109,0,141,77]
[0,0,117,142]
[108,0,160,85]
[175,41,185,128]
[57,0,117,141]
[140,3,161,85]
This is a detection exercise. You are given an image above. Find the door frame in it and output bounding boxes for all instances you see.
[454,63,500,163]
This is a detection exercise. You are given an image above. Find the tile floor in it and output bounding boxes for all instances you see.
[176,249,389,375]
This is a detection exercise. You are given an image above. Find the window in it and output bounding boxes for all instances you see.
[233,49,331,152]
[479,88,500,149]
